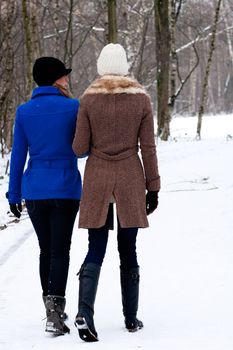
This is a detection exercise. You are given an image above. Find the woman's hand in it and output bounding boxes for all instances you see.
[146,191,159,215]
[9,203,22,218]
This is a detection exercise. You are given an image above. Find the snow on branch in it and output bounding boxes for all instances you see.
[176,25,233,53]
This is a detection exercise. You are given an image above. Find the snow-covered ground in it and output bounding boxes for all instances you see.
[0,114,232,350]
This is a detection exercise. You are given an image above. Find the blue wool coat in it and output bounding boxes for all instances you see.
[8,86,82,204]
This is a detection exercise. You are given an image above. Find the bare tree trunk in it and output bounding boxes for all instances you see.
[31,1,41,59]
[54,0,60,57]
[216,48,222,111]
[0,0,15,155]
[22,0,33,99]
[197,0,222,138]
[154,0,170,141]
[169,0,176,116]
[64,0,74,66]
[108,0,117,43]
[188,27,197,114]
[169,0,199,117]
[223,0,233,110]
[135,5,153,82]
[202,39,216,114]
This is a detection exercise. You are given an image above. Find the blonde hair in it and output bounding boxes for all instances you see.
[53,82,74,98]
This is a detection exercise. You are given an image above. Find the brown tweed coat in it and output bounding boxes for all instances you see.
[72,75,160,229]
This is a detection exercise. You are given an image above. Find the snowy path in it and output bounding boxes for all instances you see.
[0,226,32,267]
[0,117,233,349]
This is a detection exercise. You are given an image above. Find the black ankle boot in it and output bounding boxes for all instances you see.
[120,266,144,332]
[45,295,70,336]
[74,263,100,342]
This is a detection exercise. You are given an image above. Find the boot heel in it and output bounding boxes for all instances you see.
[126,318,144,332]
[74,316,98,342]
[45,322,56,332]
[75,316,87,329]
[45,321,67,335]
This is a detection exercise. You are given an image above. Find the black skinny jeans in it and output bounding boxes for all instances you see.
[26,199,79,297]
[84,215,139,269]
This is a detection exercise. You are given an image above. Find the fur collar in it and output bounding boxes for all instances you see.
[82,75,147,96]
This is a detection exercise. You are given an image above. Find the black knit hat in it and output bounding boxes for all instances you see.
[33,57,72,86]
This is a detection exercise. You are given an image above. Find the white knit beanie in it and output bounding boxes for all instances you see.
[97,43,129,76]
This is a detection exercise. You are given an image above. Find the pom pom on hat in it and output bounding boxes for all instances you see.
[97,43,129,76]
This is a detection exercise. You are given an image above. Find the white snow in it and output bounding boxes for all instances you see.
[0,114,232,349]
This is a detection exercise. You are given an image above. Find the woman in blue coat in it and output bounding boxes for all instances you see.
[6,57,81,336]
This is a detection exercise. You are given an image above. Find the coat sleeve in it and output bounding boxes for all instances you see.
[72,100,91,157]
[8,109,28,203]
[139,94,160,192]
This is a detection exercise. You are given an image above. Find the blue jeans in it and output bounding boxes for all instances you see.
[84,213,139,268]
[26,199,79,296]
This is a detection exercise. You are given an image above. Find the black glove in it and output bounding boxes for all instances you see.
[9,203,22,218]
[5,192,22,219]
[146,191,159,215]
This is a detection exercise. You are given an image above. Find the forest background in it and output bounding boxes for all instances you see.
[0,0,231,154]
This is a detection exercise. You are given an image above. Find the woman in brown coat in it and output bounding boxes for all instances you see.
[72,43,160,342]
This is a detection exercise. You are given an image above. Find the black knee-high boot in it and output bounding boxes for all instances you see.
[120,266,144,332]
[74,263,100,342]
